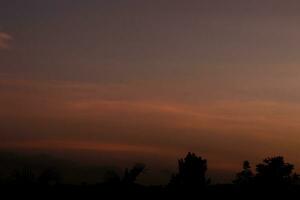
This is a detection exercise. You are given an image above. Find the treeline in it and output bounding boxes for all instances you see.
[170,152,299,188]
[1,152,300,198]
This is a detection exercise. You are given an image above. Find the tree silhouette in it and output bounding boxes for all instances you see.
[169,152,209,189]
[255,156,297,186]
[103,163,146,186]
[234,160,254,185]
[2,152,300,197]
[122,163,146,185]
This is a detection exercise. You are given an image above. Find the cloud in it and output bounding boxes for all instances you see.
[2,77,300,177]
[0,32,13,49]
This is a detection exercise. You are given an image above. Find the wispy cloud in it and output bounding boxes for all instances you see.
[1,78,300,173]
[0,32,13,49]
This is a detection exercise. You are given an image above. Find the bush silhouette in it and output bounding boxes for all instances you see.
[169,152,209,189]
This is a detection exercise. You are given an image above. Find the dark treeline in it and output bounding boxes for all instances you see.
[1,152,300,199]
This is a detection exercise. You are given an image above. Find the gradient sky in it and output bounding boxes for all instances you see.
[1,0,300,183]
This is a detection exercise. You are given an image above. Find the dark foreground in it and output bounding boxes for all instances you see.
[1,152,300,199]
[1,184,300,199]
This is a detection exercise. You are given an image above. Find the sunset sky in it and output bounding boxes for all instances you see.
[1,0,300,183]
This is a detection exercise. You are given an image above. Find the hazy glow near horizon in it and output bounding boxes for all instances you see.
[1,1,300,180]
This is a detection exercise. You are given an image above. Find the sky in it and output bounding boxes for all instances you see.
[1,0,300,183]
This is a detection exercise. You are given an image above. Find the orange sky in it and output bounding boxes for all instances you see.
[1,77,300,180]
[1,0,300,183]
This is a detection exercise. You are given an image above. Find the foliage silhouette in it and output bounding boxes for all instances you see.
[103,163,145,186]
[2,152,300,198]
[234,160,254,186]
[122,163,146,185]
[255,156,298,187]
[169,152,209,189]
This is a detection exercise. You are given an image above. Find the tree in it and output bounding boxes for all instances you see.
[103,163,146,186]
[255,156,297,186]
[169,152,209,189]
[234,160,254,185]
[122,163,146,185]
